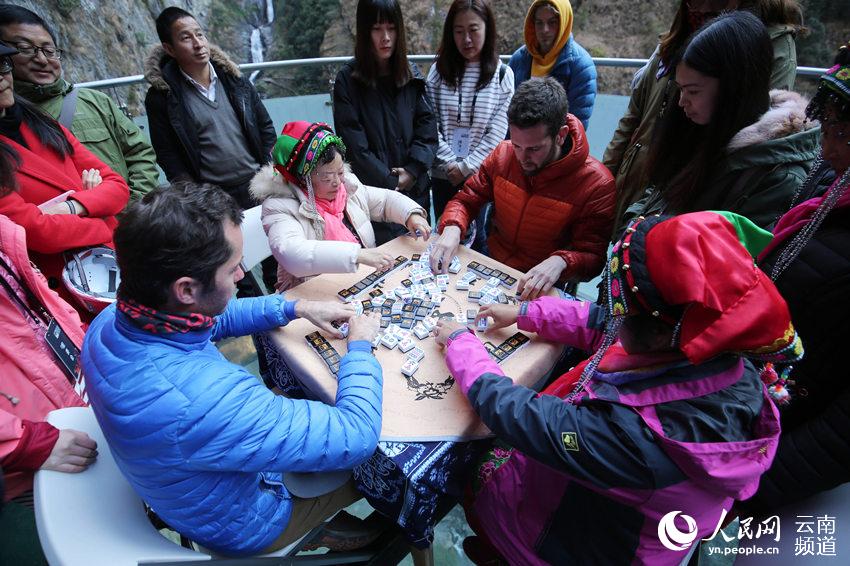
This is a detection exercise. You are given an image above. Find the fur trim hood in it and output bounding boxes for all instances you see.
[144,44,241,92]
[727,90,817,152]
[250,163,362,203]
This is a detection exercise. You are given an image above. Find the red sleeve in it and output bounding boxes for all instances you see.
[0,191,115,254]
[61,126,130,218]
[2,420,59,472]
[553,173,616,281]
[437,147,499,238]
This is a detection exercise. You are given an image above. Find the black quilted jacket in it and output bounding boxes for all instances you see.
[747,197,850,511]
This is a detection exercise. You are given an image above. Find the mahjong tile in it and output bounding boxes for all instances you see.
[413,324,430,340]
[407,347,425,363]
[401,358,419,377]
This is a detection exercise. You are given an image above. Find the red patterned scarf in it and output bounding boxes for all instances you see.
[117,299,215,334]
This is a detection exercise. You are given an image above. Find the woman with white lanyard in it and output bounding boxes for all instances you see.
[426,0,514,222]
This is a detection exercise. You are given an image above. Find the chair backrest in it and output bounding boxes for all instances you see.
[241,205,273,273]
[34,407,211,566]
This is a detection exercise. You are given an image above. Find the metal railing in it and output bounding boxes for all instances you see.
[75,54,829,90]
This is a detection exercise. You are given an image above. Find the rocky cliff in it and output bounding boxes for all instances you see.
[12,0,850,107]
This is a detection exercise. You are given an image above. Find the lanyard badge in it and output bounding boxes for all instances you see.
[45,318,83,386]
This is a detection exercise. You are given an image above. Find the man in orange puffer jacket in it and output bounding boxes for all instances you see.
[431,77,615,300]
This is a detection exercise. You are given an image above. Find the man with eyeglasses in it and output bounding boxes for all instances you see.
[0,5,159,203]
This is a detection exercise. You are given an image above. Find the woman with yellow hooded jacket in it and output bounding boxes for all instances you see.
[508,0,597,131]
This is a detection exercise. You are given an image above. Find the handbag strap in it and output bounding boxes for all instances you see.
[58,86,80,129]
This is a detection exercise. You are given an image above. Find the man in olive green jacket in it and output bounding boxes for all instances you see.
[0,5,159,202]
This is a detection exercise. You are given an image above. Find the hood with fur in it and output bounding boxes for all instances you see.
[144,44,241,92]
[250,163,361,204]
[727,90,817,152]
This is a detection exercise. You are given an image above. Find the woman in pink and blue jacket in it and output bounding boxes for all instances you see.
[435,211,802,565]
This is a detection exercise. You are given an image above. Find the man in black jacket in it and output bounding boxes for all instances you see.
[144,7,276,210]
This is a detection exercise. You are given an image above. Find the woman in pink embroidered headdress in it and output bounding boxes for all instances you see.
[435,211,802,565]
[250,121,430,291]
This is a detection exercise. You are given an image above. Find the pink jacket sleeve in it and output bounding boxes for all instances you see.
[517,296,606,352]
[445,331,506,396]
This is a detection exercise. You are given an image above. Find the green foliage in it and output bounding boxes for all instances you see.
[588,46,607,58]
[798,0,850,66]
[282,0,339,59]
[269,0,341,95]
[55,0,81,17]
[208,2,250,36]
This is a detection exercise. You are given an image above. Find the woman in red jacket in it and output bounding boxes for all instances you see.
[0,47,129,317]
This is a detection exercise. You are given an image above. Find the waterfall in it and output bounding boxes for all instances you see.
[249,27,263,83]
[266,0,275,24]
[248,0,278,84]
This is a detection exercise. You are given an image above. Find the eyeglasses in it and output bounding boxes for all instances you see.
[0,57,12,75]
[311,170,345,184]
[5,41,63,60]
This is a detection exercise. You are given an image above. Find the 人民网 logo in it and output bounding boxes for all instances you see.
[658,511,699,551]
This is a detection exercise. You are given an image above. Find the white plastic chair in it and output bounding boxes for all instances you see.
[241,205,273,273]
[34,407,309,566]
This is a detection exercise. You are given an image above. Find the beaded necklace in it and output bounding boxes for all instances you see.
[770,163,850,281]
[565,316,624,403]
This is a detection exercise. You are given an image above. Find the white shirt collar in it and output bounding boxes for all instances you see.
[180,62,218,102]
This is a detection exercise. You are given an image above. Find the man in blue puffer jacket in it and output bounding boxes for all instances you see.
[81,182,384,556]
[509,0,597,131]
